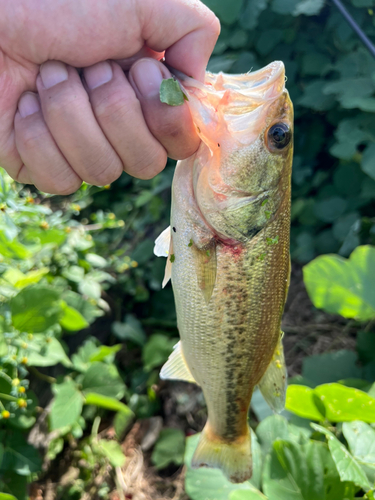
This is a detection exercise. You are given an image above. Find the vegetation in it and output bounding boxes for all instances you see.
[1,0,375,499]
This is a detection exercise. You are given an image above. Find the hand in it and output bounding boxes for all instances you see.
[0,0,219,194]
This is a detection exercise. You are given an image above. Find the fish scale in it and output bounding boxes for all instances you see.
[155,60,293,483]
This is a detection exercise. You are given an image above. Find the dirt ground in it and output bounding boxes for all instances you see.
[30,264,358,500]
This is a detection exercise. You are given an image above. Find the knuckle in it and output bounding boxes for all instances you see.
[94,89,140,125]
[126,148,167,180]
[86,155,123,186]
[43,91,88,119]
[36,170,82,195]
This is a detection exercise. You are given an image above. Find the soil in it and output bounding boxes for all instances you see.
[29,264,359,500]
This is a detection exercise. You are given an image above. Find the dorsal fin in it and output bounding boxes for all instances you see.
[160,341,198,385]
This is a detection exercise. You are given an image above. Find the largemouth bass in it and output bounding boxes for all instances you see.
[154,61,293,483]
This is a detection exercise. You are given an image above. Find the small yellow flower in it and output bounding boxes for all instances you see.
[40,221,49,230]
[12,378,20,386]
[1,410,10,419]
[19,386,26,394]
[17,399,27,408]
[21,357,28,365]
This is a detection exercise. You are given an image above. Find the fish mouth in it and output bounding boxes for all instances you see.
[167,61,285,103]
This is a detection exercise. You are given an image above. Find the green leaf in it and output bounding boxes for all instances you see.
[286,385,325,421]
[23,227,66,246]
[89,344,122,363]
[81,362,126,399]
[50,380,83,430]
[314,383,375,422]
[10,286,62,332]
[160,79,186,106]
[303,245,375,320]
[84,392,133,419]
[78,278,101,300]
[203,0,244,25]
[239,0,268,30]
[0,494,18,500]
[6,267,49,289]
[302,350,362,386]
[0,232,31,260]
[271,0,299,14]
[27,335,72,367]
[297,81,335,111]
[256,415,290,456]
[59,301,89,331]
[62,265,85,283]
[114,411,134,439]
[262,439,325,500]
[294,0,325,15]
[184,433,256,500]
[311,424,372,491]
[142,334,177,372]
[151,428,185,469]
[313,197,348,223]
[0,472,27,500]
[112,314,146,345]
[85,253,107,268]
[229,491,267,500]
[362,143,375,181]
[96,440,125,468]
[342,421,375,467]
[1,433,41,475]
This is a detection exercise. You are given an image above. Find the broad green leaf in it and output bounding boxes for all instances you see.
[159,79,186,106]
[0,232,31,260]
[96,440,125,468]
[71,338,99,372]
[239,0,268,30]
[85,253,107,268]
[262,439,325,500]
[303,245,375,320]
[0,471,27,500]
[362,143,375,181]
[271,0,299,14]
[294,0,325,15]
[313,197,348,223]
[84,392,133,419]
[89,344,122,363]
[142,334,177,372]
[13,268,49,288]
[10,286,62,332]
[0,494,18,500]
[1,433,41,475]
[286,385,324,421]
[114,411,133,439]
[59,301,89,331]
[27,335,71,367]
[184,433,255,500]
[314,383,375,422]
[229,491,267,500]
[203,0,244,24]
[78,278,101,300]
[311,424,371,491]
[0,370,12,395]
[81,362,126,399]
[151,428,185,469]
[62,265,85,283]
[50,380,83,430]
[63,290,103,323]
[112,314,146,346]
[302,350,362,386]
[256,415,289,456]
[23,227,66,246]
[342,421,375,467]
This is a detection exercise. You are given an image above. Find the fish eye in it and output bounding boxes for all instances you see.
[267,123,292,151]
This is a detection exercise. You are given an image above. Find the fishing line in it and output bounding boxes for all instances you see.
[330,0,375,59]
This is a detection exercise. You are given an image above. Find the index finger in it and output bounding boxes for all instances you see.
[139,0,220,82]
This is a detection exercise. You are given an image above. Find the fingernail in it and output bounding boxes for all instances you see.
[40,61,68,89]
[131,59,166,97]
[84,61,113,90]
[18,92,40,118]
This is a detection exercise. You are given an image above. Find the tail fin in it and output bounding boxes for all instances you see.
[191,423,252,484]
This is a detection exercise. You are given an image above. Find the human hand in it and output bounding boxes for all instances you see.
[0,0,219,194]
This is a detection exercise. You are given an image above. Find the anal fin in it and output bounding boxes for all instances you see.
[160,341,198,385]
[258,333,287,413]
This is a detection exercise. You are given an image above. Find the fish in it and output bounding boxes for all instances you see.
[154,61,293,483]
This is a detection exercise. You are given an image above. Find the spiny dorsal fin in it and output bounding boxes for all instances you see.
[154,226,171,257]
[191,241,217,304]
[160,341,198,385]
[258,333,287,413]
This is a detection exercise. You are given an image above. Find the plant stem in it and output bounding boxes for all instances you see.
[28,366,56,384]
[0,393,17,402]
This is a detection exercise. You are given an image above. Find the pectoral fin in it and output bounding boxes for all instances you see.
[160,341,198,385]
[192,242,217,304]
[258,333,287,413]
[154,226,171,257]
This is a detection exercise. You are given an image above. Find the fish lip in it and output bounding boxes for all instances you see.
[166,61,286,101]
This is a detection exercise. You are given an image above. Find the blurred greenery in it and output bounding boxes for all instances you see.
[1,0,375,498]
